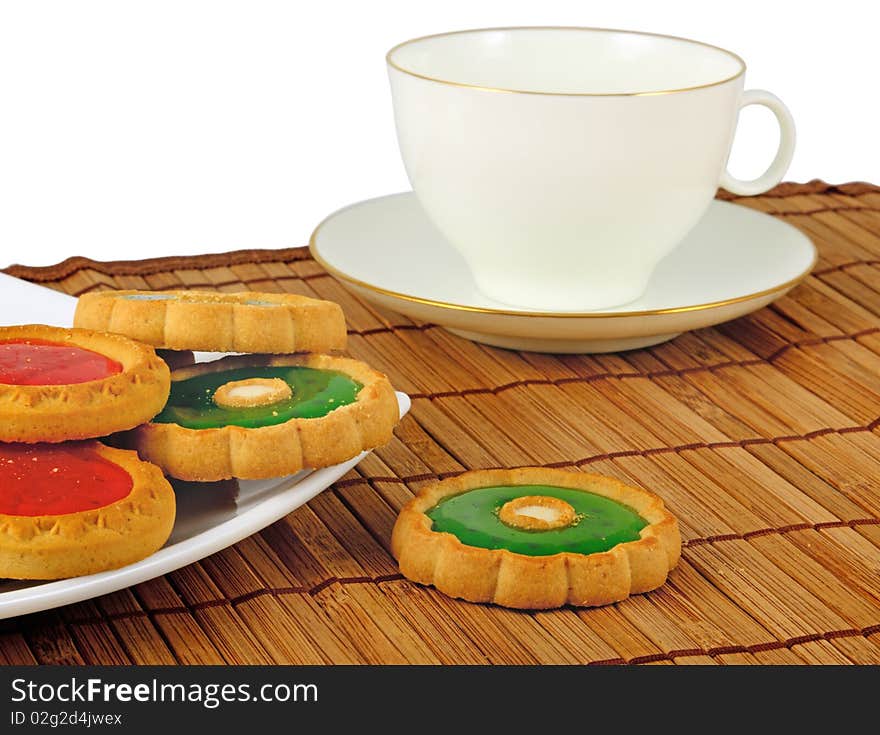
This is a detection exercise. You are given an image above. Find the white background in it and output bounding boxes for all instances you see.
[0,0,876,267]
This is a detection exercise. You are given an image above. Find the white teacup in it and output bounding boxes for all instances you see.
[387,27,795,311]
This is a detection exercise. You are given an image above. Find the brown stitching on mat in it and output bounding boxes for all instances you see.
[682,518,880,548]
[718,180,880,199]
[3,247,316,283]
[814,260,880,276]
[67,558,878,620]
[405,327,880,401]
[67,271,332,297]
[353,324,437,337]
[60,561,880,665]
[335,416,880,488]
[589,624,880,664]
[64,574,407,626]
[772,205,880,216]
[64,599,880,664]
[229,573,406,603]
[343,472,448,487]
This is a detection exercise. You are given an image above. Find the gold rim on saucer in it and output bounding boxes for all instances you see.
[386,26,747,98]
[308,198,817,320]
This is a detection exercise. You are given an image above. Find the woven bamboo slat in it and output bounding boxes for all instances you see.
[2,180,879,664]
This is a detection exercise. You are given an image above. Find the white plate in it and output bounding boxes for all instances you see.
[0,275,411,619]
[310,193,817,353]
[0,272,79,327]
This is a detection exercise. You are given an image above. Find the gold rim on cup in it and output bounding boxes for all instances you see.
[386,26,747,97]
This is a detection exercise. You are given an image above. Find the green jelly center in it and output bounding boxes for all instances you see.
[427,484,647,556]
[153,366,362,429]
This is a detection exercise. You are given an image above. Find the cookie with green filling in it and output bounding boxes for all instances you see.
[392,467,680,609]
[130,353,399,481]
[74,289,347,354]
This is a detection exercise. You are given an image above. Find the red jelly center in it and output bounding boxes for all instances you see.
[0,339,122,385]
[0,443,133,516]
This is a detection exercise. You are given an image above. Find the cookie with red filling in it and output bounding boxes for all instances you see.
[0,325,170,443]
[0,441,175,579]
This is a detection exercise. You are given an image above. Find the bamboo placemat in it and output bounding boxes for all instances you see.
[2,180,880,665]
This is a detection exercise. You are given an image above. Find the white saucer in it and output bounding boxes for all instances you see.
[310,193,817,353]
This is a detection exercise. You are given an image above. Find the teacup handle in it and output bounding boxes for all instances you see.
[720,89,796,197]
